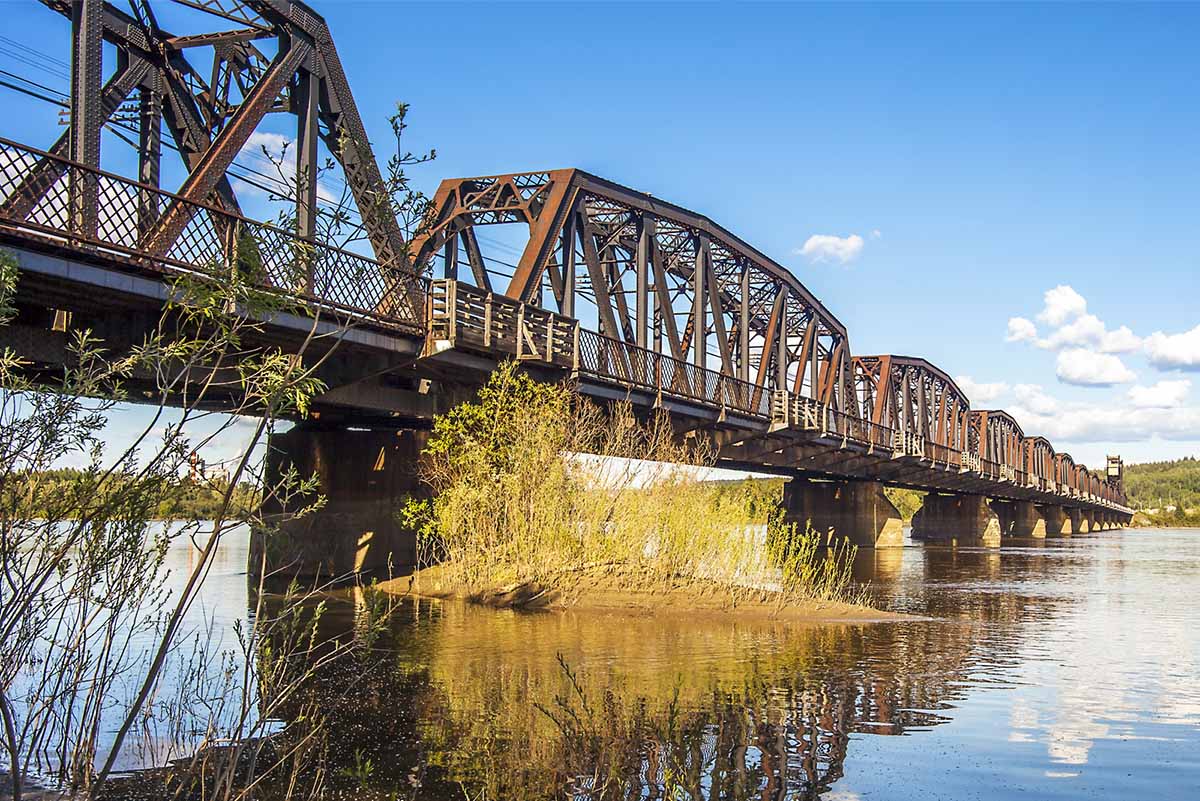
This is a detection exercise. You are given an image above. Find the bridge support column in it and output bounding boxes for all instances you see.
[1041,505,1073,536]
[779,478,904,548]
[251,424,428,585]
[1068,508,1090,534]
[911,493,1001,547]
[995,500,1048,538]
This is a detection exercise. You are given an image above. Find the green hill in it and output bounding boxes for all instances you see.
[1124,457,1200,510]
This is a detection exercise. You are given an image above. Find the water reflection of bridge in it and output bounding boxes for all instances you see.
[257,543,1069,800]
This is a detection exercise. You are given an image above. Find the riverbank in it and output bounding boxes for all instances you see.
[381,564,905,623]
[1131,510,1200,527]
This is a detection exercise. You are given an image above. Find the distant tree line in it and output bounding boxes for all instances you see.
[701,477,926,523]
[1124,457,1200,512]
[9,468,261,521]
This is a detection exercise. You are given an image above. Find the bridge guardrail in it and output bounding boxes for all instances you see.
[428,280,576,367]
[771,393,894,450]
[0,137,425,332]
[577,328,768,417]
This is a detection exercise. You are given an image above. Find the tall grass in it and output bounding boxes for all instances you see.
[402,362,861,609]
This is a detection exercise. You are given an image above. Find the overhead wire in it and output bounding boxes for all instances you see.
[0,43,527,284]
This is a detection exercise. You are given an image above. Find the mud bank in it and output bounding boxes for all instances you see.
[378,564,909,623]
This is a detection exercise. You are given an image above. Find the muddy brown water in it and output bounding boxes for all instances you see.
[51,527,1200,798]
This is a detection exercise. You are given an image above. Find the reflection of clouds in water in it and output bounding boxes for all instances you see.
[1002,532,1200,769]
[1007,697,1038,743]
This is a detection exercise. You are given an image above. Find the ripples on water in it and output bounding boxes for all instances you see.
[165,529,1200,798]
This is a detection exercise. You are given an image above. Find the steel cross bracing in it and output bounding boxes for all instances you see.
[0,1,1130,515]
[10,0,409,276]
[413,170,1128,512]
[412,169,853,414]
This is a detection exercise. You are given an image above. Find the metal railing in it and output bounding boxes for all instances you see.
[893,431,926,458]
[577,329,768,416]
[428,279,576,367]
[0,137,425,331]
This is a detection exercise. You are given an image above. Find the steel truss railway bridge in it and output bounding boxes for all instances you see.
[0,0,1131,578]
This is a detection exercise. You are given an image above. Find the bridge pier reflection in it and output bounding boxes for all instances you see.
[253,423,426,585]
[779,478,905,547]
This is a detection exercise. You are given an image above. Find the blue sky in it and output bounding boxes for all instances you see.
[3,1,1199,467]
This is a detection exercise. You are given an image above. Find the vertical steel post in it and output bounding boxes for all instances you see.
[443,232,458,280]
[69,0,102,239]
[692,235,707,373]
[561,210,576,318]
[738,268,750,383]
[296,62,320,293]
[136,80,162,240]
[636,214,653,349]
[775,288,788,390]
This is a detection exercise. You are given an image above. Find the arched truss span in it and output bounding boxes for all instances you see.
[971,410,1025,472]
[851,355,970,450]
[1023,436,1056,486]
[411,170,853,408]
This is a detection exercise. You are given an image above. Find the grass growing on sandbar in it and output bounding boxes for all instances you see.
[400,362,863,610]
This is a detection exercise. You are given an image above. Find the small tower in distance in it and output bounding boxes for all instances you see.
[1106,455,1124,493]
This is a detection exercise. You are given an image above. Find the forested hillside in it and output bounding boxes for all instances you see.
[1124,457,1200,511]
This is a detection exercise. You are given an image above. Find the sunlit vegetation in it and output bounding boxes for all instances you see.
[401,362,863,609]
[884,487,925,522]
[1126,457,1200,514]
[7,469,261,521]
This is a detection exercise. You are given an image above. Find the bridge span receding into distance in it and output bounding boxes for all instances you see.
[0,0,1130,580]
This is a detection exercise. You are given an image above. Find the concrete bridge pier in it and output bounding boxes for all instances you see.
[1068,508,1093,534]
[994,500,1049,539]
[910,493,1001,547]
[779,478,905,548]
[1040,505,1074,536]
[251,423,428,585]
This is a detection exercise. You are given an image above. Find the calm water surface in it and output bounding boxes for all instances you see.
[182,527,1200,799]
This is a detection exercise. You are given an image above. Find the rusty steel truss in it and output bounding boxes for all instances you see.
[6,0,407,269]
[412,169,852,413]
[412,168,1127,509]
[0,1,1129,514]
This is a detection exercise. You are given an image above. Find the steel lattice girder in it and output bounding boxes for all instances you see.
[411,169,853,408]
[852,355,971,450]
[26,0,408,272]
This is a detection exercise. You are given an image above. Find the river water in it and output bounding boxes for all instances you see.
[154,528,1200,797]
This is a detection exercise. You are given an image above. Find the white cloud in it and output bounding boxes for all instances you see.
[1035,313,1142,354]
[1144,324,1200,371]
[1006,316,1038,343]
[1014,383,1059,415]
[239,131,339,203]
[1037,285,1088,327]
[870,229,882,239]
[956,375,1008,404]
[1007,387,1200,444]
[1055,348,1136,386]
[796,234,865,264]
[1128,379,1191,409]
[1098,325,1142,354]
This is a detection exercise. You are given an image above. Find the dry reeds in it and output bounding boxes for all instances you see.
[403,362,862,609]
